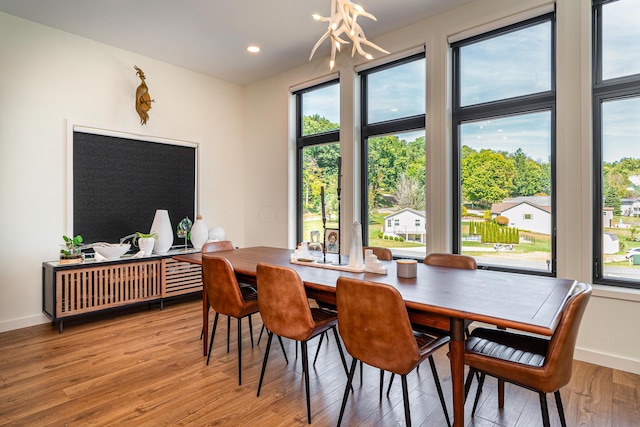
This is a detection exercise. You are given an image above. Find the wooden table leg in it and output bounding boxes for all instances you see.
[450,317,465,427]
[203,287,209,357]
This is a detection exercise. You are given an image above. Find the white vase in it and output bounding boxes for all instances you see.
[348,221,364,269]
[150,209,173,254]
[190,215,208,250]
[138,237,155,257]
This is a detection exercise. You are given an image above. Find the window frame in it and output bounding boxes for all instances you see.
[451,12,557,276]
[592,0,640,289]
[294,79,340,244]
[359,53,426,249]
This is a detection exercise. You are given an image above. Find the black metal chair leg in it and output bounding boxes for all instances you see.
[206,313,219,365]
[471,373,485,416]
[464,367,476,400]
[248,315,254,348]
[379,370,384,401]
[331,327,349,377]
[258,324,265,344]
[387,373,395,397]
[227,316,231,353]
[312,331,326,366]
[401,374,412,427]
[539,392,551,427]
[257,331,273,396]
[555,390,567,427]
[277,335,289,365]
[337,358,359,427]
[428,355,451,427]
[237,317,242,385]
[301,341,311,424]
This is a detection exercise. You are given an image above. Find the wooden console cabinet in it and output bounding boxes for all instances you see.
[43,251,202,332]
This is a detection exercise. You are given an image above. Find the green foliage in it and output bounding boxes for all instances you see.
[469,221,519,244]
[483,210,492,221]
[61,235,83,256]
[604,184,622,215]
[461,148,515,205]
[461,205,468,217]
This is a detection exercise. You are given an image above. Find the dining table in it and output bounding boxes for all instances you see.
[173,246,577,427]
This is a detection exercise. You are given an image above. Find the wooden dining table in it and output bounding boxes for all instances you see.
[173,246,577,427]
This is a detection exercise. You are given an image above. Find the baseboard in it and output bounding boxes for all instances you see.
[574,347,640,376]
[0,314,50,334]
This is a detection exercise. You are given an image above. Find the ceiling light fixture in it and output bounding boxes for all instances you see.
[310,0,389,70]
[246,45,261,53]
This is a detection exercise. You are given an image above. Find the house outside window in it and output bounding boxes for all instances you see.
[295,81,340,244]
[593,0,640,288]
[452,13,555,274]
[359,53,426,258]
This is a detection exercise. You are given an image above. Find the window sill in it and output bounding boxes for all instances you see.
[591,284,640,303]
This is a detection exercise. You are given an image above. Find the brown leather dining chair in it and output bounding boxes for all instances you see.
[202,255,259,385]
[256,263,348,424]
[463,282,592,427]
[363,245,393,261]
[336,276,452,427]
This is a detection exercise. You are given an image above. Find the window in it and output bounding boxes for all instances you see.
[360,53,426,258]
[593,0,640,288]
[415,219,421,227]
[452,13,555,274]
[295,81,340,244]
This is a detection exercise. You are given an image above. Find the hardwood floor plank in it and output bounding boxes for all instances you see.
[1,299,638,426]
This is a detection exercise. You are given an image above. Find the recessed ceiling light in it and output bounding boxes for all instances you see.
[246,45,260,53]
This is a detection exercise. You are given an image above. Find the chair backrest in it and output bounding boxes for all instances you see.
[336,277,420,375]
[540,282,592,392]
[202,255,245,317]
[424,253,477,270]
[363,246,393,261]
[201,240,235,253]
[256,263,315,341]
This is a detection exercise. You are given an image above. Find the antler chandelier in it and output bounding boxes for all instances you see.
[310,0,389,70]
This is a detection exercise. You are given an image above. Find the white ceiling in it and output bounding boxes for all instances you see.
[0,0,473,86]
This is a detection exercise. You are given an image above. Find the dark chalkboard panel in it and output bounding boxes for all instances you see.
[72,130,197,246]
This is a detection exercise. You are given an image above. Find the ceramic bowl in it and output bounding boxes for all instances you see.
[93,243,131,259]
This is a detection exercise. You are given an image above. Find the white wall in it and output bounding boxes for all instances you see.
[0,12,246,331]
[243,0,640,374]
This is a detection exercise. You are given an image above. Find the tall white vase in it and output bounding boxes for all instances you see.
[190,215,208,250]
[150,209,173,254]
[348,221,364,269]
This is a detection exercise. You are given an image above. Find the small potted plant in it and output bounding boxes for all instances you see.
[60,235,84,264]
[133,231,157,257]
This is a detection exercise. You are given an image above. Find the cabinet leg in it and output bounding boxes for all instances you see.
[58,321,63,334]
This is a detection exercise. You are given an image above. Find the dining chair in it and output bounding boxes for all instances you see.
[463,282,592,427]
[336,276,452,427]
[256,263,349,424]
[202,255,259,385]
[363,246,393,260]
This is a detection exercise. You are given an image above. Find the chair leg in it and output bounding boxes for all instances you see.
[301,341,311,424]
[539,392,551,427]
[257,331,273,397]
[227,316,231,353]
[464,367,476,400]
[428,356,451,427]
[337,358,359,427]
[471,373,485,416]
[387,373,395,397]
[277,335,289,365]
[331,327,349,377]
[379,370,384,401]
[258,324,265,344]
[312,331,326,366]
[401,374,412,427]
[248,314,254,348]
[237,317,243,385]
[498,379,505,408]
[554,390,567,427]
[206,313,220,365]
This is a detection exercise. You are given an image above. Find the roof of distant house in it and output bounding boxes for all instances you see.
[491,195,551,215]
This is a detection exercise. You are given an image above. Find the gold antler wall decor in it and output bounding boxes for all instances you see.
[134,65,154,125]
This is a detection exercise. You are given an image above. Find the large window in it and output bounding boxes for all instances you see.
[360,54,426,258]
[593,0,640,288]
[452,13,556,274]
[295,81,340,244]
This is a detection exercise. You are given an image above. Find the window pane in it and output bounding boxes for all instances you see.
[367,59,425,123]
[601,96,640,280]
[602,0,640,80]
[460,112,552,271]
[302,84,339,136]
[460,22,551,106]
[367,131,426,258]
[301,143,340,243]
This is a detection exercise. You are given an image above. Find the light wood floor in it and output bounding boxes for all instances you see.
[1,298,638,426]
